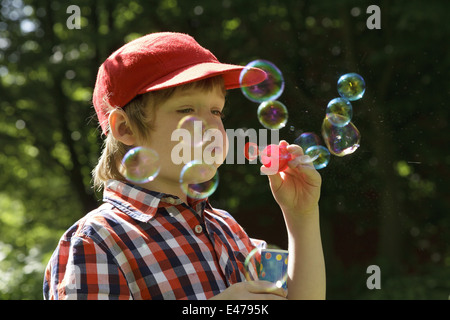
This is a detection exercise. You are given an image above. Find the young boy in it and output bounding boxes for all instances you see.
[43,32,325,300]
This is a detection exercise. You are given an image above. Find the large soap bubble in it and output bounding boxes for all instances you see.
[122,147,160,184]
[304,145,330,170]
[240,59,284,103]
[179,160,219,199]
[321,117,361,157]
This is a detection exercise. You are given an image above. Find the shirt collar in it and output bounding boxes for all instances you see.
[103,180,208,223]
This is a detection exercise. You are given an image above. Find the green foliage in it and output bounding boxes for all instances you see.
[1,0,449,299]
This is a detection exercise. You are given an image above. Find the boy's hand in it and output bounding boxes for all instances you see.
[260,140,322,216]
[209,281,288,300]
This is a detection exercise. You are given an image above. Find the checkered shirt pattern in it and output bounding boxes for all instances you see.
[43,180,265,300]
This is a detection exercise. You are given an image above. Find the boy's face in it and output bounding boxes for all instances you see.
[138,85,228,195]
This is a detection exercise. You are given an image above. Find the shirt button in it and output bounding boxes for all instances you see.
[194,225,203,234]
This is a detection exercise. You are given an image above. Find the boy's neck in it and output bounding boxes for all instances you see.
[139,179,189,205]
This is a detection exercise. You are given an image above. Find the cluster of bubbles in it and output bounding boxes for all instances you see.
[293,132,330,170]
[122,146,219,199]
[295,73,365,169]
[240,61,365,170]
[320,72,364,160]
[120,60,366,200]
[240,60,316,172]
[121,114,220,200]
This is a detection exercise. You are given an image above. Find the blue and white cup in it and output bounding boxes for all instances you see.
[258,249,289,289]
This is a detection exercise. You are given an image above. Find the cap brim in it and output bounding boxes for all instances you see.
[137,62,267,94]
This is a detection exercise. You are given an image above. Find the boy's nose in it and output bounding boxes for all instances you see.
[201,113,221,131]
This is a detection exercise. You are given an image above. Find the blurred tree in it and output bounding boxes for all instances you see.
[0,0,449,299]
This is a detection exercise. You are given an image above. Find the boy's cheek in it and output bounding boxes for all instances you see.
[202,132,228,166]
[205,128,228,161]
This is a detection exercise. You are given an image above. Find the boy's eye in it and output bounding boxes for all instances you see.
[176,107,225,119]
[177,108,195,114]
[212,110,225,118]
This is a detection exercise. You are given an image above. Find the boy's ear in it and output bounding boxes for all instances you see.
[108,109,137,146]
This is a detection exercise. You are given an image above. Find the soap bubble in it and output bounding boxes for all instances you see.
[321,117,361,156]
[304,145,330,170]
[179,160,219,199]
[240,59,284,103]
[257,100,288,130]
[337,73,366,101]
[122,147,160,184]
[326,97,353,127]
[244,247,262,282]
[176,115,207,148]
[293,132,321,151]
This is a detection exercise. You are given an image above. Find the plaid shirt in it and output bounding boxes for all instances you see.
[43,180,265,300]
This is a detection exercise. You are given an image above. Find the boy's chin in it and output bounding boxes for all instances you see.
[178,160,219,184]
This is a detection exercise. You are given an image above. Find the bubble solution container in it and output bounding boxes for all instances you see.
[258,249,289,290]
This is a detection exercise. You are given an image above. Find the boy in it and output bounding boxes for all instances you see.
[43,32,325,300]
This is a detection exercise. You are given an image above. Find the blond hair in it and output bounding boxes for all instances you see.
[92,76,226,191]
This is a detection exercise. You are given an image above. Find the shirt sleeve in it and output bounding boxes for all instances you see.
[43,234,131,300]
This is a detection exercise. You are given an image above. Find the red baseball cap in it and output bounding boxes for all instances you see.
[92,32,267,134]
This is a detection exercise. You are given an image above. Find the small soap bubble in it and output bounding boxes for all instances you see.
[179,160,219,199]
[177,115,207,148]
[304,145,330,170]
[240,59,285,103]
[257,100,288,130]
[337,73,366,101]
[326,97,353,127]
[122,147,160,184]
[293,132,321,151]
[321,117,361,157]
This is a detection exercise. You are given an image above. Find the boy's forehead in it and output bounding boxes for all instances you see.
[169,85,226,101]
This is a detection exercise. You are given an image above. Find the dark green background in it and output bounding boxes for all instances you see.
[1,0,449,299]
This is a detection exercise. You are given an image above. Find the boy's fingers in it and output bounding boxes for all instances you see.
[279,140,289,148]
[260,165,281,176]
[288,155,315,169]
[246,281,288,298]
[286,144,304,156]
